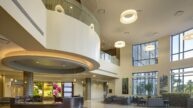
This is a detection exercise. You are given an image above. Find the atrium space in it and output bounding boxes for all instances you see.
[0,0,193,108]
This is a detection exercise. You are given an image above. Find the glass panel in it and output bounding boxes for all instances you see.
[64,88,72,92]
[184,39,193,51]
[171,29,193,61]
[142,44,149,59]
[64,93,72,97]
[132,72,158,96]
[184,67,193,72]
[172,54,179,61]
[64,83,72,87]
[150,59,155,65]
[132,41,158,66]
[180,34,184,52]
[172,35,179,54]
[184,50,193,59]
[171,67,193,95]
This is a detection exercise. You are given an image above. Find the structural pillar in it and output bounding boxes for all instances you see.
[85,78,91,100]
[23,71,33,96]
[0,75,3,97]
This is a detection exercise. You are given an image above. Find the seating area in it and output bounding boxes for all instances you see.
[0,97,11,105]
[104,96,131,105]
[1,0,193,108]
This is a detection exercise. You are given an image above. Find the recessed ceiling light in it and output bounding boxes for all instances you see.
[120,9,138,24]
[73,78,77,82]
[24,81,27,84]
[10,78,14,82]
[183,33,193,40]
[81,81,84,84]
[174,10,184,16]
[137,9,143,13]
[153,32,159,36]
[70,6,73,9]
[124,32,130,35]
[114,41,126,48]
[145,45,155,51]
[97,9,105,14]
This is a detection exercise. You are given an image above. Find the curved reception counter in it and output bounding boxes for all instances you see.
[10,97,83,108]
[11,102,66,108]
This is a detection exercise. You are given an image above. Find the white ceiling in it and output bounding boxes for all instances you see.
[82,0,193,49]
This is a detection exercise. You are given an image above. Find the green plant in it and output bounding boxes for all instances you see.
[162,93,190,107]
[185,80,193,95]
[144,83,153,97]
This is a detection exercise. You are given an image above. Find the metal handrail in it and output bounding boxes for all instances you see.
[42,0,100,35]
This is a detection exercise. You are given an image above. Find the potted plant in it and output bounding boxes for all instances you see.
[145,83,153,99]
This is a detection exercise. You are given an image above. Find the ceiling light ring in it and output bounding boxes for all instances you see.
[145,45,155,51]
[55,4,65,13]
[183,33,193,40]
[114,41,126,48]
[120,9,138,24]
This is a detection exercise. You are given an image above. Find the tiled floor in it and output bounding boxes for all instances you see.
[0,101,183,108]
[84,101,145,108]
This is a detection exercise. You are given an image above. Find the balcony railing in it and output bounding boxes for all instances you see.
[42,0,100,35]
[100,51,119,66]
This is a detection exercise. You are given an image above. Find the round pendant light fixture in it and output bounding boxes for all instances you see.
[145,45,155,51]
[55,4,64,13]
[183,33,193,40]
[120,9,138,24]
[114,41,126,48]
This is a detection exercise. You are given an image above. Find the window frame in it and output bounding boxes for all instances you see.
[170,66,193,93]
[171,28,193,61]
[132,40,158,66]
[132,71,158,96]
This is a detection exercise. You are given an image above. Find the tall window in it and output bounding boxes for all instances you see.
[171,67,193,94]
[171,29,193,61]
[132,41,158,66]
[132,71,158,96]
[63,82,73,97]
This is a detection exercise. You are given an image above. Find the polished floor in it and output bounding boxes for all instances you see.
[84,100,146,108]
[0,101,183,108]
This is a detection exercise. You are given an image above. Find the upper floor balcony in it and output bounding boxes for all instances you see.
[100,51,120,66]
[42,0,100,35]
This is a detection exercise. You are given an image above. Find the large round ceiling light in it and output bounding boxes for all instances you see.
[55,4,64,13]
[120,9,138,24]
[114,41,126,48]
[183,33,193,40]
[145,45,155,51]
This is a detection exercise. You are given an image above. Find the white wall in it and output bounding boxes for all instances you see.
[114,35,193,96]
[46,10,100,62]
[0,0,47,47]
[3,76,23,97]
[74,82,84,96]
[107,80,115,96]
[91,81,104,101]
